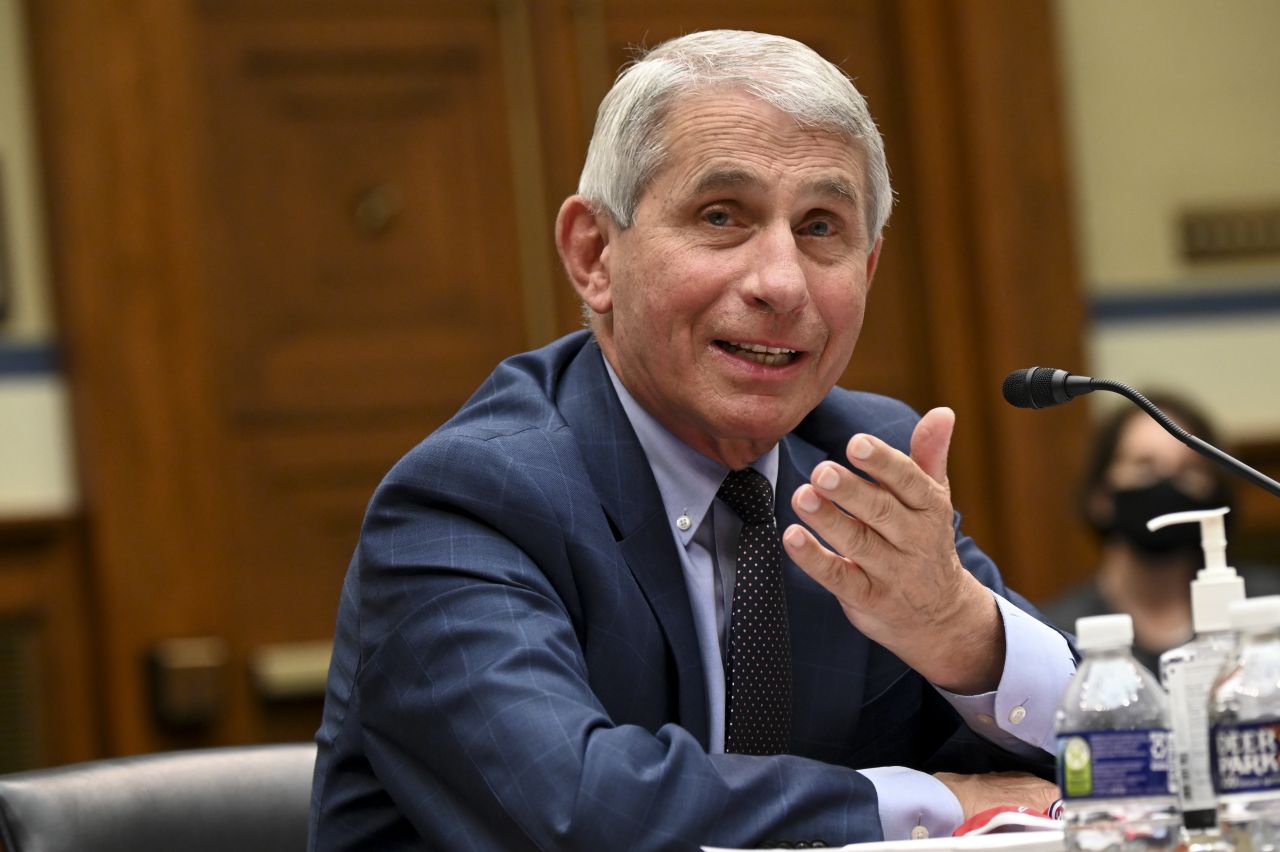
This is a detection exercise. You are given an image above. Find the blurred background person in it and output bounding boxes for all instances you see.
[1043,393,1280,672]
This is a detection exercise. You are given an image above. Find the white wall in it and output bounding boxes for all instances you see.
[0,377,76,515]
[0,0,51,340]
[1055,0,1280,443]
[1057,0,1280,290]
[0,0,76,516]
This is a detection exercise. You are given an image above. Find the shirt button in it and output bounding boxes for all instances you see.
[676,514,692,531]
[1008,705,1027,724]
[976,713,994,725]
[910,825,930,840]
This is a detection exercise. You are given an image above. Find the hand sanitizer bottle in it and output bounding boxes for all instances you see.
[1155,506,1240,851]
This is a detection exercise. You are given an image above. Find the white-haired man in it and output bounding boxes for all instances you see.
[311,30,1073,850]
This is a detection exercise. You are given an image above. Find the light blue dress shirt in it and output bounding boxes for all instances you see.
[603,361,1074,840]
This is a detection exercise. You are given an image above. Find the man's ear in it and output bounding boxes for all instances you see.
[555,195,614,316]
[864,234,883,289]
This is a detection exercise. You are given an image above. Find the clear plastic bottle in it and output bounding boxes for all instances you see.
[1056,613,1180,851]
[1211,595,1280,851]
[1155,506,1240,851]
[1166,628,1238,852]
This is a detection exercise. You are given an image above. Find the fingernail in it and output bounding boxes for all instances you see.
[850,437,873,460]
[816,465,839,491]
[784,527,806,549]
[796,487,821,513]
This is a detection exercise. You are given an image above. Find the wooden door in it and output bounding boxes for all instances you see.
[27,0,1091,756]
[28,0,576,754]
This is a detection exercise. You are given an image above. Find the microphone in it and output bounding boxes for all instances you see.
[1002,366,1280,499]
[1001,367,1097,410]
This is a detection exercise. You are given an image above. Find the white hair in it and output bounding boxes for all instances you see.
[577,29,893,245]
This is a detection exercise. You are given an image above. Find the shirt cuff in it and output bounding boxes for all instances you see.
[937,593,1076,755]
[861,766,965,841]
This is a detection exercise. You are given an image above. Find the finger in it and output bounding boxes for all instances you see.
[792,481,899,566]
[842,433,941,512]
[809,461,891,525]
[781,522,870,603]
[909,406,955,485]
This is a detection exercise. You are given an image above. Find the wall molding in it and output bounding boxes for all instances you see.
[1091,283,1280,324]
[0,341,57,376]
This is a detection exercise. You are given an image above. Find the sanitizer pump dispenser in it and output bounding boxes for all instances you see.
[1153,506,1241,842]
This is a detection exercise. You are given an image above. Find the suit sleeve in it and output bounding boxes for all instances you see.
[340,432,883,850]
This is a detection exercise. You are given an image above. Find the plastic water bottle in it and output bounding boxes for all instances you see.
[1056,613,1180,851]
[1211,595,1280,851]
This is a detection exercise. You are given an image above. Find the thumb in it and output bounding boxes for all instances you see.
[910,407,955,485]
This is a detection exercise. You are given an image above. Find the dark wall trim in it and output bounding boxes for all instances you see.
[0,342,59,376]
[1091,285,1280,325]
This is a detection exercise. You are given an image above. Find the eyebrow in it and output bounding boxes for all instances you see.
[812,176,859,207]
[690,167,861,209]
[691,167,759,196]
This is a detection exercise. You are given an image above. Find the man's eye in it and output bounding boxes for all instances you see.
[802,219,833,237]
[704,210,731,226]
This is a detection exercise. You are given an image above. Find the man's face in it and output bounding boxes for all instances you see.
[591,90,881,467]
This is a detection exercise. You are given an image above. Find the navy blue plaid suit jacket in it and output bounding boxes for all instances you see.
[309,331,1054,850]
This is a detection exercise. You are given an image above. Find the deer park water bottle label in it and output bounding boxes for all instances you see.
[1056,729,1172,800]
[1211,719,1280,794]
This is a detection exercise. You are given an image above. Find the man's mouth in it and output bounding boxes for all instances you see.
[716,340,799,367]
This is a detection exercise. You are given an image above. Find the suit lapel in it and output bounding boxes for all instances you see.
[557,343,710,746]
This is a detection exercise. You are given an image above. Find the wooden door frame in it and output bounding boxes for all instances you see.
[890,0,1094,601]
[26,0,239,754]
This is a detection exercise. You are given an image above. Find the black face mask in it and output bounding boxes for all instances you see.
[1100,479,1228,558]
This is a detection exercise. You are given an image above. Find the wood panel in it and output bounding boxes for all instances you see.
[193,2,534,671]
[28,0,550,754]
[889,1,1095,603]
[27,0,236,755]
[0,516,97,767]
[1235,440,1280,565]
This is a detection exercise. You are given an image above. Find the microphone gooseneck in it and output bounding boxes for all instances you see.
[1002,367,1280,499]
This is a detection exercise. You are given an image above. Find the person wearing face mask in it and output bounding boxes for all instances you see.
[1043,392,1280,673]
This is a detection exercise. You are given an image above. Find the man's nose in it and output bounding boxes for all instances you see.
[741,223,808,314]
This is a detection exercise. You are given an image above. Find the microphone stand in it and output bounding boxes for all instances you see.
[1089,379,1280,499]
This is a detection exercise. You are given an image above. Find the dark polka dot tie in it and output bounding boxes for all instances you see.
[719,467,792,756]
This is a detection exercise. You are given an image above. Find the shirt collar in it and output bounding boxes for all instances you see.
[601,355,780,544]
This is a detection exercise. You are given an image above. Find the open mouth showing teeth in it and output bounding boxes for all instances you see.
[717,340,799,367]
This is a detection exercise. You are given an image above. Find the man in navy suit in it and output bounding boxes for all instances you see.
[311,30,1075,850]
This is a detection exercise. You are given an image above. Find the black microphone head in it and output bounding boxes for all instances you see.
[1028,367,1068,408]
[1002,367,1074,409]
[1002,367,1039,409]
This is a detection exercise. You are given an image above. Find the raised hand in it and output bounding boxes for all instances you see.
[782,407,1004,694]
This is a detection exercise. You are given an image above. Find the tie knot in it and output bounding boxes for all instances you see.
[717,468,775,526]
